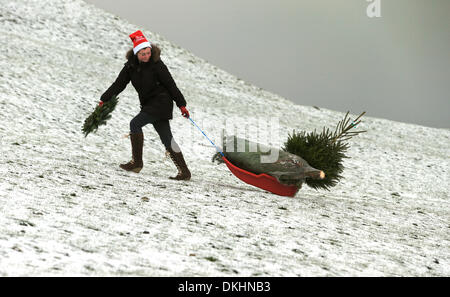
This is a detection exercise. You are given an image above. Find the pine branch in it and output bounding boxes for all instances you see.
[331,111,366,144]
[82,95,119,137]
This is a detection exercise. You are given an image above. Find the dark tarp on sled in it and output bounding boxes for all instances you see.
[213,135,323,187]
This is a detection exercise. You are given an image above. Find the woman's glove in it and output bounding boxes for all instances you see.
[180,106,189,118]
[98,101,104,107]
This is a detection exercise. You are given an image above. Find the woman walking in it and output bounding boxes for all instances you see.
[100,30,191,180]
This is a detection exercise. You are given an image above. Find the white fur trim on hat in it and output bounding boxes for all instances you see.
[133,42,152,55]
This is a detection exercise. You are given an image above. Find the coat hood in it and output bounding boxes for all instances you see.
[125,44,161,66]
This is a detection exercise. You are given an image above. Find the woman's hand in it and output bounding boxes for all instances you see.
[180,106,189,118]
[98,101,104,107]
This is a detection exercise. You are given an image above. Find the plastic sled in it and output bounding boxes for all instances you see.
[222,156,300,197]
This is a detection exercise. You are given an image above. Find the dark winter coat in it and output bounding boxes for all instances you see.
[100,45,187,120]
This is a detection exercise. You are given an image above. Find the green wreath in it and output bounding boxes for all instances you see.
[82,95,119,137]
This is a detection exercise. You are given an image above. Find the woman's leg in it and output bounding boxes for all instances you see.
[130,112,157,134]
[153,120,191,180]
[152,120,180,152]
[120,112,156,172]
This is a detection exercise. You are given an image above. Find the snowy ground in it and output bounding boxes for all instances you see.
[0,0,449,276]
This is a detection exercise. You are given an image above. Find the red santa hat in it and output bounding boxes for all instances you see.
[129,30,152,55]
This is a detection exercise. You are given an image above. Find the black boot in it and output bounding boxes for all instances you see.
[120,132,144,173]
[166,147,191,180]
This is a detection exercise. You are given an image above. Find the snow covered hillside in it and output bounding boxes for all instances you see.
[0,0,449,276]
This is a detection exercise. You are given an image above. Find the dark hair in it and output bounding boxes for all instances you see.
[126,48,134,60]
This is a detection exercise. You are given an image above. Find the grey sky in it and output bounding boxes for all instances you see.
[84,0,450,129]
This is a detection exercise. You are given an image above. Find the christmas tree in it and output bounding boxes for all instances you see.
[282,111,366,190]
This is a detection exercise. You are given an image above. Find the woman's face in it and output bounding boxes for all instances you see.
[137,47,151,62]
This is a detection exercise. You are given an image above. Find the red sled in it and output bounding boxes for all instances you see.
[222,156,300,197]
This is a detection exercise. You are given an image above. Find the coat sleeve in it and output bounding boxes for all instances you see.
[154,60,187,108]
[100,64,131,102]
